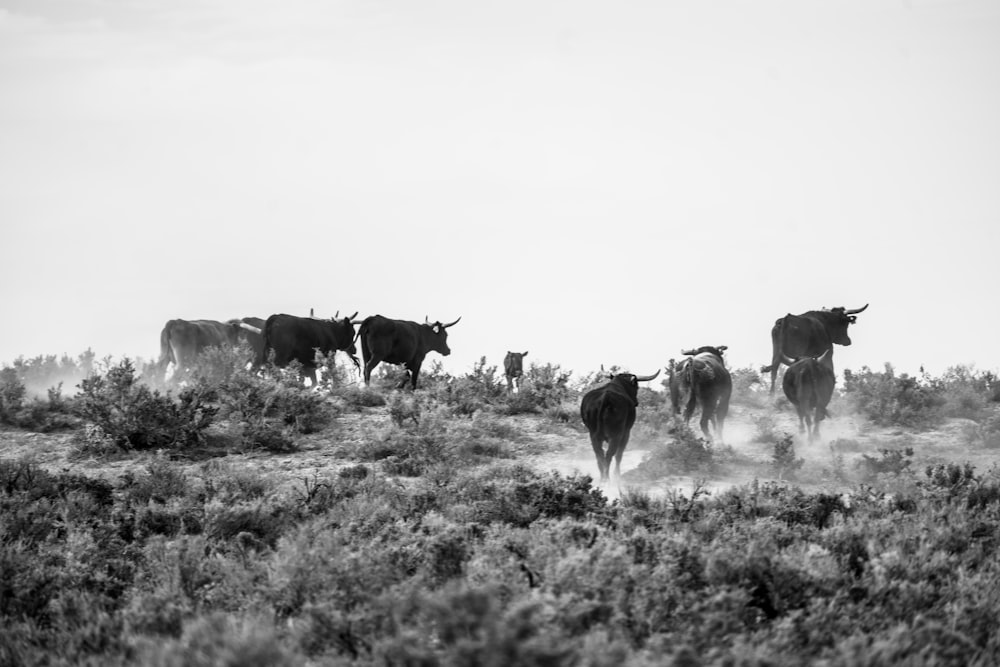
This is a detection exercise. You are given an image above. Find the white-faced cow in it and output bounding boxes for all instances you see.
[762,304,868,394]
[667,345,732,443]
[359,315,461,390]
[503,351,529,393]
[782,349,836,441]
[255,312,362,386]
[580,370,661,484]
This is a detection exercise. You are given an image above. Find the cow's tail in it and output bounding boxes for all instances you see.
[158,324,173,372]
[684,358,700,418]
[358,319,371,367]
[260,318,274,367]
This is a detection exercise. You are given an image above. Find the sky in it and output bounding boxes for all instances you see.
[1,0,998,382]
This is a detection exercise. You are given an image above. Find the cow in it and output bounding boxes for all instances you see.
[580,370,661,484]
[358,315,461,390]
[257,312,362,386]
[158,319,242,381]
[761,304,868,394]
[667,346,732,442]
[781,349,836,440]
[503,351,529,393]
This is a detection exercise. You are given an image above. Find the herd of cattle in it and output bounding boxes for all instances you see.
[157,304,869,484]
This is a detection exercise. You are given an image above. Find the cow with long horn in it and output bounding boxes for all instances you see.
[358,314,461,390]
[761,303,868,394]
[160,317,264,381]
[259,311,362,386]
[782,348,836,441]
[580,369,661,484]
[668,345,732,442]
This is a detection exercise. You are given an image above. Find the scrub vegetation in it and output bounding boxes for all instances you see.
[2,349,1000,665]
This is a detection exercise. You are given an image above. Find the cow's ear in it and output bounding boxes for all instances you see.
[522,351,529,357]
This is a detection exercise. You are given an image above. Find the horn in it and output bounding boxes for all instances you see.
[310,308,315,317]
[238,322,262,335]
[716,345,728,352]
[781,354,796,365]
[344,311,358,321]
[817,348,832,363]
[442,316,461,328]
[633,370,661,382]
[333,310,339,319]
[844,303,869,315]
[680,348,697,356]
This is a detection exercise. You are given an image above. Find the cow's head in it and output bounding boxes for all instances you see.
[424,316,461,355]
[610,370,661,402]
[335,311,361,363]
[825,304,868,346]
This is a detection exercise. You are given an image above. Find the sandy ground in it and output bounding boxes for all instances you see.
[1,395,994,503]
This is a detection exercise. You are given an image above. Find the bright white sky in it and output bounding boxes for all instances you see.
[1,0,998,381]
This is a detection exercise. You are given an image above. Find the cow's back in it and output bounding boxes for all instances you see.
[361,315,420,363]
[581,383,636,437]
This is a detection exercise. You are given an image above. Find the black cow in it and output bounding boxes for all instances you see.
[359,315,461,389]
[668,346,732,442]
[503,351,529,393]
[762,304,868,394]
[158,319,242,381]
[580,370,661,483]
[260,312,361,386]
[782,349,836,440]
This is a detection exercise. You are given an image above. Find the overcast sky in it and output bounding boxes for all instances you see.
[1,0,998,381]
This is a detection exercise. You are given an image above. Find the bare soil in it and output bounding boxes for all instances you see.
[1,397,994,501]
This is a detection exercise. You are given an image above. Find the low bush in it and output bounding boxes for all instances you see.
[843,364,946,428]
[74,359,218,451]
[772,434,804,479]
[857,447,914,480]
[0,372,77,432]
[625,421,714,481]
[751,412,786,444]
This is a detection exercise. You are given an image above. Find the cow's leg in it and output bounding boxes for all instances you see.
[407,361,422,390]
[506,376,513,393]
[716,394,730,444]
[589,433,609,483]
[682,395,697,425]
[305,366,318,388]
[363,356,381,386]
[612,432,631,483]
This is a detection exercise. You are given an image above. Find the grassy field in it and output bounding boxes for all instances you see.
[2,350,999,666]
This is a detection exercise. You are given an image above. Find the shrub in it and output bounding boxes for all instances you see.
[843,364,946,428]
[335,385,387,409]
[857,447,914,479]
[625,421,714,480]
[730,366,768,407]
[772,434,804,479]
[961,412,1000,449]
[5,350,95,397]
[74,359,218,451]
[0,373,77,432]
[751,411,787,444]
